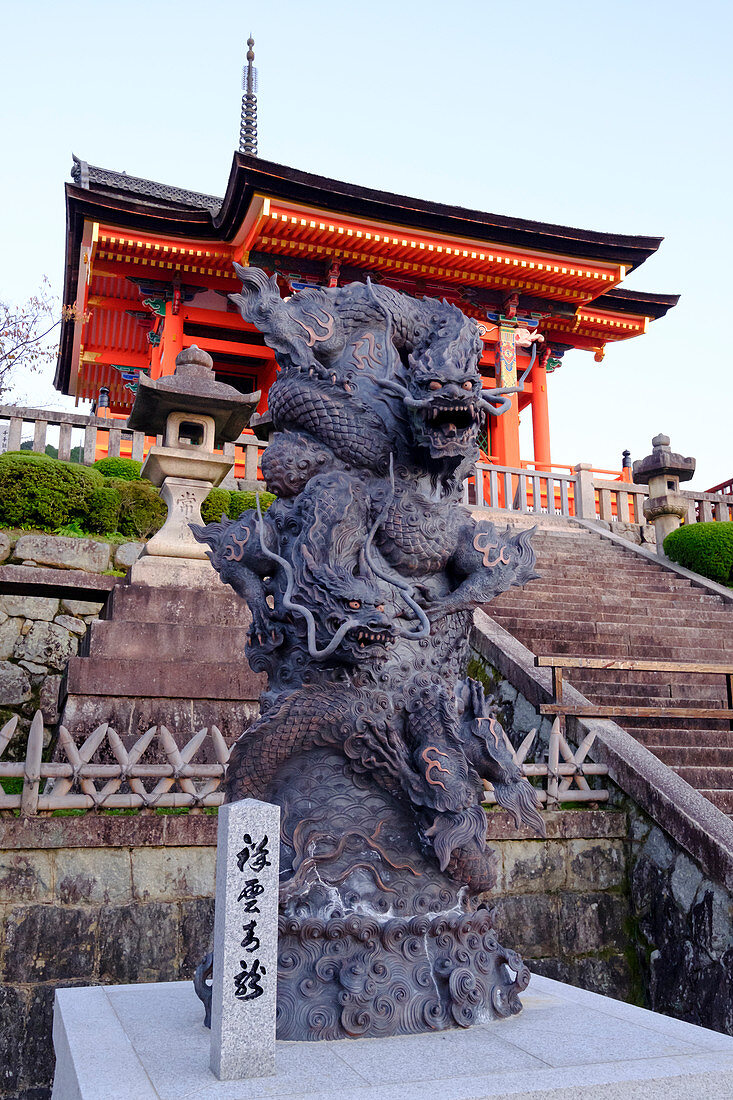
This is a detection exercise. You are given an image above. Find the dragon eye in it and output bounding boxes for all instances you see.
[429,381,442,391]
[348,600,362,610]
[376,604,385,612]
[462,380,474,390]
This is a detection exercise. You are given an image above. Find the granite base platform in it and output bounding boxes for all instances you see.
[51,974,733,1100]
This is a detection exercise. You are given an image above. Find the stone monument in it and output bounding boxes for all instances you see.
[193,270,545,1040]
[209,799,280,1080]
[127,345,259,585]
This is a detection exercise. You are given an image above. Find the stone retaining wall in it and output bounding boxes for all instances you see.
[0,810,629,1100]
[470,634,733,1039]
[0,531,143,756]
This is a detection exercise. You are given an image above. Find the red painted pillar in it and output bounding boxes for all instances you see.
[531,360,551,469]
[159,300,184,377]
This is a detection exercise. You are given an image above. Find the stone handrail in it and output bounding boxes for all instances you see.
[0,710,608,816]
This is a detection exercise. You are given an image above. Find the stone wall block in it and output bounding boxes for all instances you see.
[0,852,53,903]
[558,891,628,955]
[13,621,78,671]
[39,674,62,724]
[566,954,633,1001]
[0,532,11,564]
[54,848,132,906]
[0,984,26,1095]
[567,839,626,892]
[1,905,97,983]
[640,825,676,871]
[0,619,21,660]
[60,599,104,617]
[511,694,542,735]
[98,902,179,984]
[0,661,31,705]
[131,846,216,903]
[690,881,733,958]
[114,541,144,569]
[53,614,87,636]
[501,840,566,893]
[670,851,704,913]
[13,535,110,574]
[491,893,560,957]
[0,596,59,622]
[180,896,216,976]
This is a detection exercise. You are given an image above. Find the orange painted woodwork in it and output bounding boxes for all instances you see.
[58,154,679,470]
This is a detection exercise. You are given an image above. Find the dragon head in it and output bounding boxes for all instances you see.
[299,548,396,663]
[403,306,484,459]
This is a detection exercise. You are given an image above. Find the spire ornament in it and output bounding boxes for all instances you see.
[239,35,258,155]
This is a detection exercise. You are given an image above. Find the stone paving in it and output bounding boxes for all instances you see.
[51,974,733,1099]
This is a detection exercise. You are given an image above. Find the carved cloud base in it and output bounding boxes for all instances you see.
[267,748,529,1040]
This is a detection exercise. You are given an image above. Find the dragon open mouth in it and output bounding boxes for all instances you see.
[351,626,392,648]
[419,401,480,452]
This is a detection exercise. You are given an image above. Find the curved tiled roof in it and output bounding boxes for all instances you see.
[71,155,222,213]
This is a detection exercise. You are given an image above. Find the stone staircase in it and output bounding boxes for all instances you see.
[60,581,264,744]
[486,522,733,818]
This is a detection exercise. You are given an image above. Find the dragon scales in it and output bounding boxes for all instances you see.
[193,268,544,1040]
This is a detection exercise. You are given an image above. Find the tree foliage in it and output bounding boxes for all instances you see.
[0,278,61,398]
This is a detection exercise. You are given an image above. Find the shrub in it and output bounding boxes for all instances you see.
[201,487,231,524]
[0,451,102,531]
[93,456,142,480]
[664,521,733,586]
[228,489,275,519]
[112,479,166,539]
[85,485,122,535]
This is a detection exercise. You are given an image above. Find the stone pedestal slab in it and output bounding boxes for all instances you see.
[51,974,733,1099]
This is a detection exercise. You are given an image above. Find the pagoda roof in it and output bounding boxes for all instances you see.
[57,153,678,398]
[593,287,680,320]
[67,152,663,271]
[71,155,222,214]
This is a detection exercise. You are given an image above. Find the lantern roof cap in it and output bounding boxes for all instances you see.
[127,345,260,443]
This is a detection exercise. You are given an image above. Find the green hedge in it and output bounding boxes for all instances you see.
[664,521,733,586]
[108,479,167,540]
[0,452,103,531]
[0,449,275,539]
[202,487,275,523]
[93,456,142,480]
[201,487,230,524]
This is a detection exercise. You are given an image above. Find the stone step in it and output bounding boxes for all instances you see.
[491,617,733,647]
[64,656,265,701]
[492,590,724,608]
[489,604,733,626]
[700,789,733,813]
[59,694,256,747]
[104,583,244,626]
[633,727,733,746]
[649,745,733,766]
[82,620,250,661]
[670,766,733,789]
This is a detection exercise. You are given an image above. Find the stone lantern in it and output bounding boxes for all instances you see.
[127,345,260,585]
[633,434,696,554]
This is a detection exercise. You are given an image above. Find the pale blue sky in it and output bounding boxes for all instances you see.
[1,0,730,485]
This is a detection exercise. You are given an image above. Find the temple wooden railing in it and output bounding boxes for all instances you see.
[0,711,609,816]
[535,655,733,730]
[0,404,266,484]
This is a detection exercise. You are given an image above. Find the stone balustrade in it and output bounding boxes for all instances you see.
[2,402,731,531]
